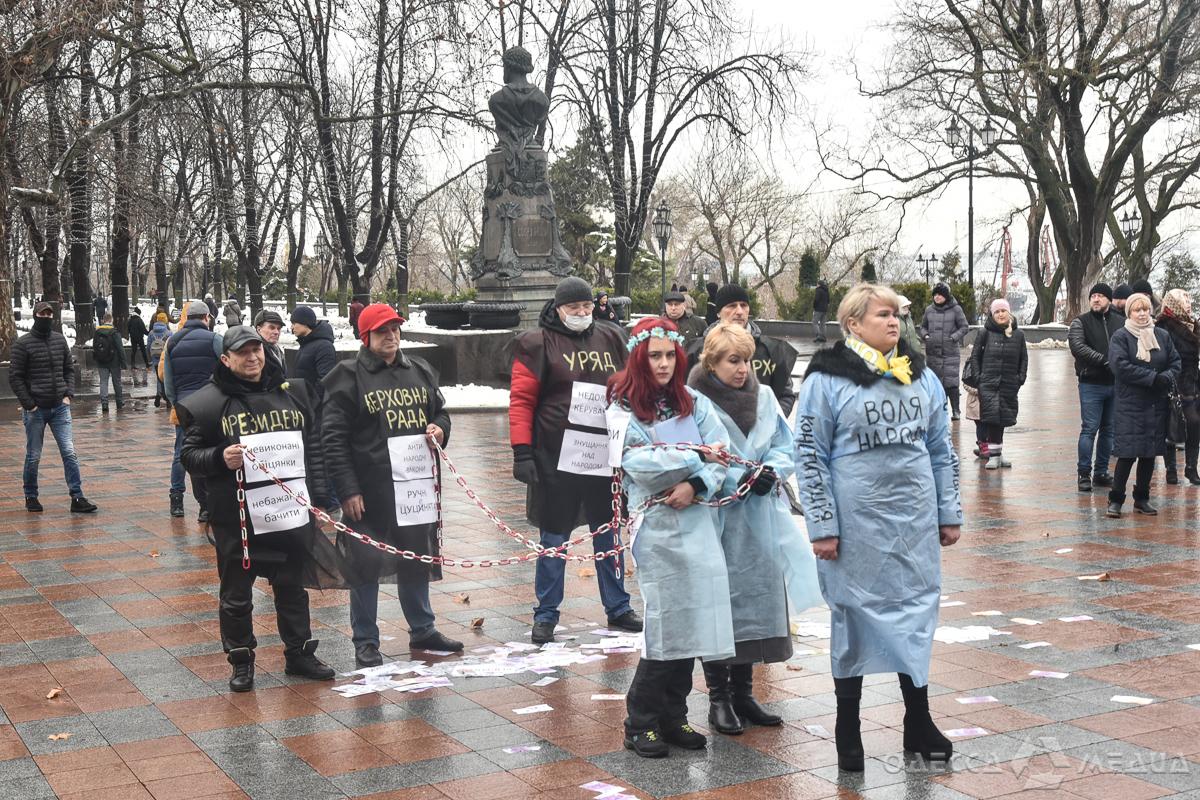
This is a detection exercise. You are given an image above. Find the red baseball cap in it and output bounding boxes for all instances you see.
[358,303,406,345]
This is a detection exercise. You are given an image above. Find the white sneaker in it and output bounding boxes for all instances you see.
[985,456,1002,470]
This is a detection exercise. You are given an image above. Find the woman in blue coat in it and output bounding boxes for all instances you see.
[794,284,962,772]
[1106,292,1180,517]
[608,317,731,759]
[687,322,822,736]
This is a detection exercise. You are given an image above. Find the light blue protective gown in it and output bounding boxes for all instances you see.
[618,388,734,661]
[711,385,823,650]
[793,362,961,687]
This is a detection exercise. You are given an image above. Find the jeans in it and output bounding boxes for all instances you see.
[171,425,208,507]
[812,311,827,340]
[216,556,311,656]
[533,506,632,624]
[98,365,123,406]
[350,577,435,646]
[1077,382,1115,476]
[23,404,83,499]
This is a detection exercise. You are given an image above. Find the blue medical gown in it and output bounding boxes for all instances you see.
[618,389,734,661]
[711,386,823,649]
[793,368,961,686]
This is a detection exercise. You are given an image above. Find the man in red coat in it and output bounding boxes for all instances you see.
[509,277,642,644]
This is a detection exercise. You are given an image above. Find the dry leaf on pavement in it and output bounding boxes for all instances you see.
[577,568,595,578]
[45,687,63,700]
[470,618,484,629]
[47,733,72,741]
[453,594,470,604]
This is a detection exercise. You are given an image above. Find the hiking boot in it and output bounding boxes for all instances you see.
[531,621,556,645]
[25,497,43,513]
[169,492,184,518]
[70,497,98,513]
[227,647,254,692]
[101,402,109,414]
[623,729,668,758]
[1078,474,1092,492]
[607,610,643,633]
[661,723,707,750]
[284,640,335,681]
[410,630,463,653]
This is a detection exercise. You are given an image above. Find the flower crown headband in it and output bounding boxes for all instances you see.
[626,325,687,352]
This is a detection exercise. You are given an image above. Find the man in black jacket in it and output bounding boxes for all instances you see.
[254,309,286,373]
[687,284,798,415]
[1068,282,1123,492]
[127,307,151,382]
[9,302,97,513]
[663,290,707,346]
[322,303,462,667]
[812,280,831,342]
[179,326,336,692]
[290,305,337,399]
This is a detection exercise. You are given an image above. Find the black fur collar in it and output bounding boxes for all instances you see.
[804,338,927,387]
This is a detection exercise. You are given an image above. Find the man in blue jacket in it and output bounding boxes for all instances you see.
[164,300,222,520]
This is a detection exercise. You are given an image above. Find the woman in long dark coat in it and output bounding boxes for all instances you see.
[1156,289,1200,485]
[918,284,969,418]
[964,298,1027,470]
[1108,293,1180,517]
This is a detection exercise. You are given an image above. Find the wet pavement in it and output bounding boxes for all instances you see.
[5,348,1200,799]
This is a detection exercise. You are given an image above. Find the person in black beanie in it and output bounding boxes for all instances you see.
[918,283,969,420]
[1130,278,1159,315]
[705,282,720,326]
[687,285,798,415]
[1068,282,1123,491]
[1113,283,1132,314]
[509,276,641,644]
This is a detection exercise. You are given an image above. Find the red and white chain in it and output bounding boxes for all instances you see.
[235,435,771,571]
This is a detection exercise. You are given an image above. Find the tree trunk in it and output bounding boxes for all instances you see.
[68,43,95,344]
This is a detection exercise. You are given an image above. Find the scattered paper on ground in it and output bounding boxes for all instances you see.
[934,625,1010,643]
[971,610,1004,617]
[513,704,553,714]
[1111,695,1154,705]
[1078,573,1112,581]
[1054,548,1074,554]
[1029,670,1070,679]
[943,727,989,738]
[956,696,999,704]
[790,618,832,638]
[1058,615,1093,622]
[1009,618,1042,626]
[502,744,542,753]
[939,600,966,608]
[531,676,558,687]
[591,694,625,701]
[1019,641,1051,649]
[804,724,831,737]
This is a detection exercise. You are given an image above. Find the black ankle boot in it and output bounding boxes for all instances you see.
[833,676,864,772]
[730,664,782,726]
[899,673,951,761]
[1188,467,1200,485]
[228,647,255,693]
[703,664,744,735]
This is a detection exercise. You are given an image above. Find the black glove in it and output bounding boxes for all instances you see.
[1154,373,1173,391]
[512,444,539,485]
[751,465,778,496]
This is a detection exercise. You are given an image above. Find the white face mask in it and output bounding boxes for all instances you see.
[562,313,592,332]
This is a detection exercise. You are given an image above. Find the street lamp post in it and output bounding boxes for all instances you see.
[916,252,939,286]
[1121,210,1142,279]
[317,241,331,316]
[946,117,997,292]
[155,221,170,309]
[653,201,672,312]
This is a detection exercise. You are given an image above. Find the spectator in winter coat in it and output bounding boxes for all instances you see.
[127,307,151,374]
[164,300,223,520]
[964,299,1028,470]
[93,293,108,323]
[812,280,831,342]
[1157,289,1200,485]
[149,315,172,406]
[92,313,127,413]
[1113,283,1132,314]
[897,295,924,357]
[680,284,697,314]
[204,294,219,330]
[663,290,707,346]
[1068,283,1123,492]
[254,309,287,373]
[705,281,720,326]
[289,305,338,398]
[918,283,969,419]
[349,299,365,337]
[595,292,620,323]
[1131,279,1160,316]
[509,277,641,645]
[1107,293,1180,517]
[10,302,98,514]
[223,297,243,327]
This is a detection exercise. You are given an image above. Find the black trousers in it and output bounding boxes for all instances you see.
[1110,456,1155,504]
[624,657,694,734]
[1164,398,1200,474]
[216,556,311,655]
[946,386,960,415]
[974,421,1005,444]
[130,339,151,368]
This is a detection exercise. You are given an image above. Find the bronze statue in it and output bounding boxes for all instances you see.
[488,46,549,156]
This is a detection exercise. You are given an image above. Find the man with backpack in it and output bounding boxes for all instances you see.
[163,300,222,520]
[92,313,127,413]
[149,311,172,407]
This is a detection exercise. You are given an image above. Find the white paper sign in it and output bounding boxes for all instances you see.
[394,477,438,526]
[652,414,701,445]
[246,478,310,534]
[388,434,434,481]
[557,429,611,476]
[605,405,632,468]
[243,430,306,480]
[568,381,608,428]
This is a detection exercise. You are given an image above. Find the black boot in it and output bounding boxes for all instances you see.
[899,673,951,761]
[228,647,255,693]
[1077,473,1092,492]
[702,663,744,735]
[284,639,335,680]
[1187,467,1200,485]
[833,676,864,772]
[169,492,184,518]
[730,663,782,726]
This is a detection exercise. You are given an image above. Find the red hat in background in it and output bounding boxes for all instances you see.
[358,303,405,346]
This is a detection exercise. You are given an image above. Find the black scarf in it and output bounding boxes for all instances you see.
[687,364,759,435]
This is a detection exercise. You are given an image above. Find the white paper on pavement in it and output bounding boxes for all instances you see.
[513,704,554,715]
[557,429,611,476]
[568,381,608,428]
[242,430,306,480]
[245,479,311,534]
[933,625,1010,643]
[1111,695,1154,705]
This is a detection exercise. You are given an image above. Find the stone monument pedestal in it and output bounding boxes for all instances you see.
[475,271,558,330]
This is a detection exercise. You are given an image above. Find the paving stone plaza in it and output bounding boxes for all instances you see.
[6,347,1200,799]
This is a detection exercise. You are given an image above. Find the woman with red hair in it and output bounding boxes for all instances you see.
[607,317,733,758]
